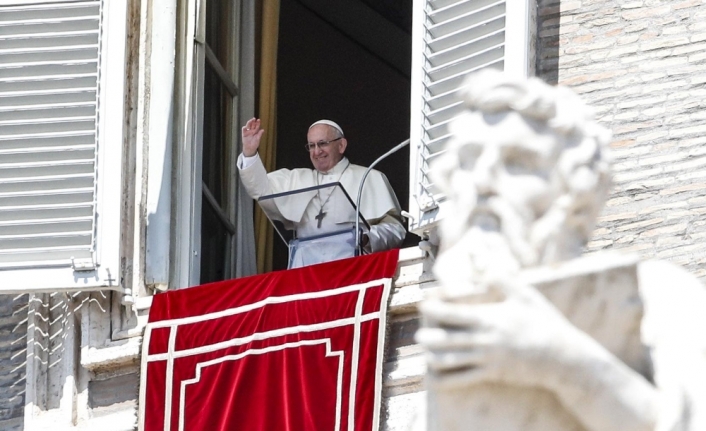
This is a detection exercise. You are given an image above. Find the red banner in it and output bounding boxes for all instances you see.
[139,250,399,431]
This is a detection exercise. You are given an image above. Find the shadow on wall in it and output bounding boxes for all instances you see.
[536,0,560,85]
[0,294,29,430]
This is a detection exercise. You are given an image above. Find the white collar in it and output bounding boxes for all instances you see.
[317,157,350,175]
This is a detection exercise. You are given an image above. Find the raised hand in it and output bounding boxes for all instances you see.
[242,117,265,157]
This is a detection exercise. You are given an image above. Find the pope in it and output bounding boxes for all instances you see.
[237,118,405,268]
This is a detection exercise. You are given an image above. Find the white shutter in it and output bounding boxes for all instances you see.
[408,0,535,237]
[0,0,126,292]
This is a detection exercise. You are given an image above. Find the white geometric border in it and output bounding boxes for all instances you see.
[138,277,393,431]
[178,339,345,431]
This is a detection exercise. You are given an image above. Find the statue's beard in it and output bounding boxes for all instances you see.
[435,196,562,292]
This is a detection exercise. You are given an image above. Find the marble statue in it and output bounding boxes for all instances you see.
[416,70,706,431]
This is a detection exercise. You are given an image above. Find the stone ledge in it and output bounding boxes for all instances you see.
[26,403,136,431]
[81,336,142,373]
[383,344,425,397]
[389,280,437,315]
[78,247,434,375]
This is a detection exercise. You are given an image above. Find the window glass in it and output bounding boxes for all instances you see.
[200,197,229,284]
[202,62,230,206]
[199,0,238,283]
[205,0,230,69]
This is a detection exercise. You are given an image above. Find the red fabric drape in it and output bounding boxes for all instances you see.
[141,250,399,431]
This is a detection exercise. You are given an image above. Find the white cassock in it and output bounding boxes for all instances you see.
[238,153,405,267]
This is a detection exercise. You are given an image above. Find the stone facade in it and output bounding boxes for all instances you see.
[537,0,706,277]
[1,1,706,430]
[0,294,28,431]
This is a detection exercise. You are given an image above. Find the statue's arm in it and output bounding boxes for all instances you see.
[418,279,659,431]
[538,326,659,431]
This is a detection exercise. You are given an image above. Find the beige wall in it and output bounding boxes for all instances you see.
[538,0,706,277]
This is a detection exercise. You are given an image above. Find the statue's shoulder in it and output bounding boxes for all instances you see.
[638,259,704,292]
[638,259,706,431]
[638,259,706,347]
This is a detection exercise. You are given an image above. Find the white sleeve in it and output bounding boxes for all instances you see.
[366,213,405,253]
[237,152,285,221]
[237,152,259,170]
[237,152,271,199]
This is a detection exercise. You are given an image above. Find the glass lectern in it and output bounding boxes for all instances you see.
[258,182,371,269]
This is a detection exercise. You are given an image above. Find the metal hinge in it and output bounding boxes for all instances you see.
[71,256,96,272]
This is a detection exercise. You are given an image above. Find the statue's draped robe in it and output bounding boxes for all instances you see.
[423,254,706,431]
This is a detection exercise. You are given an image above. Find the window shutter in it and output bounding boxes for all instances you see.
[0,0,126,292]
[408,0,535,237]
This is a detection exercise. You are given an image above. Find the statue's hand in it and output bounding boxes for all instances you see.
[417,277,595,391]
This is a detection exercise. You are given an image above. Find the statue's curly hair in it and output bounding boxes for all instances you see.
[460,69,611,148]
[434,70,614,264]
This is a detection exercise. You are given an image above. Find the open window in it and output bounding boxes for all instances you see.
[174,0,537,275]
[273,0,537,267]
[273,0,414,270]
[0,0,126,292]
[172,0,256,288]
[198,0,242,284]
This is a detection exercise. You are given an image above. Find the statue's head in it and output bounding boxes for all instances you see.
[433,70,612,278]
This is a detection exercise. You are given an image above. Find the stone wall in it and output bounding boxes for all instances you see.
[537,0,706,277]
[0,294,28,431]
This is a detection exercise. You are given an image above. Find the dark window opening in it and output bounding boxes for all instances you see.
[273,0,415,270]
[200,0,237,284]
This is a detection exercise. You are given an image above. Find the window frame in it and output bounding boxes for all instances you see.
[172,0,256,289]
[198,0,241,285]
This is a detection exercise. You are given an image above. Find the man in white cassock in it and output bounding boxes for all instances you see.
[237,118,405,268]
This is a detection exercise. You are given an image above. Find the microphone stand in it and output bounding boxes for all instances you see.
[355,139,411,256]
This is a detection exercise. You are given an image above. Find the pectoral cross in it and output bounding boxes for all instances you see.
[315,209,327,228]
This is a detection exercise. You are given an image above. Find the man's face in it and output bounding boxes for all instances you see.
[307,124,347,172]
[441,110,564,268]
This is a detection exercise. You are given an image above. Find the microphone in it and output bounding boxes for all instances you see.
[355,139,411,255]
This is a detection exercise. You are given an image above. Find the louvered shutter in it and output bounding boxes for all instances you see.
[0,0,126,292]
[408,0,535,236]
